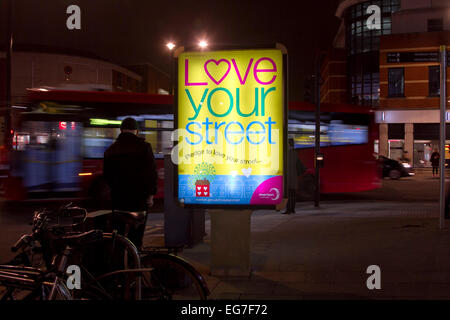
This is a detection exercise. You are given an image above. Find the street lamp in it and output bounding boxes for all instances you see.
[313,50,326,208]
[166,42,176,51]
[165,42,177,95]
[198,40,208,49]
[5,0,13,148]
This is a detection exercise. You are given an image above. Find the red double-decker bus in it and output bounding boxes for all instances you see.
[0,88,380,204]
[288,102,380,197]
[1,89,173,205]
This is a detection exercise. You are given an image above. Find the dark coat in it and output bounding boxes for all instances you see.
[287,145,306,190]
[431,152,440,167]
[287,147,299,190]
[103,132,157,211]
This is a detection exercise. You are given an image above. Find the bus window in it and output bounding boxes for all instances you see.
[83,127,119,159]
[12,133,31,150]
[288,112,369,148]
[288,122,330,148]
[114,115,174,156]
[22,120,83,192]
[83,116,174,158]
[139,119,173,155]
[328,121,368,146]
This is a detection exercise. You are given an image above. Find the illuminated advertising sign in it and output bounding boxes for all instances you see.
[175,48,285,206]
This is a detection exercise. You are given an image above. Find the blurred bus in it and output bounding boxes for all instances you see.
[0,89,380,204]
[288,102,380,197]
[1,89,173,205]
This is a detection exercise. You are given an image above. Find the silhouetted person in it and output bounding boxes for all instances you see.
[282,139,302,214]
[431,149,440,177]
[103,117,157,249]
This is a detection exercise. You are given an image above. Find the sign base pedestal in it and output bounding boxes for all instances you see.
[208,209,252,277]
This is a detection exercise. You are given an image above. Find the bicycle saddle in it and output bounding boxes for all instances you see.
[112,211,146,228]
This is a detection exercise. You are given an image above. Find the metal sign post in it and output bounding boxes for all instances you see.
[314,52,321,208]
[5,0,13,147]
[439,45,447,229]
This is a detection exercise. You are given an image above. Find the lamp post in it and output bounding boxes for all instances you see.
[165,40,208,94]
[313,51,324,208]
[166,42,176,95]
[439,45,447,229]
[5,0,13,147]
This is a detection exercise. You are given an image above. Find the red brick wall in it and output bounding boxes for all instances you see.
[379,31,450,110]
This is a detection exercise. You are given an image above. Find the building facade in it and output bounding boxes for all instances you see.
[377,1,450,167]
[0,46,144,145]
[127,63,170,95]
[322,0,450,167]
[320,48,347,104]
[322,0,401,107]
[0,45,171,146]
[2,46,143,107]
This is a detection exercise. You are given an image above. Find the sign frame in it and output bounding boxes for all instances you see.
[173,43,288,210]
[386,51,450,66]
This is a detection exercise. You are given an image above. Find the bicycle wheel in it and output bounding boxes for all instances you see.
[74,233,141,300]
[71,281,113,300]
[140,253,209,300]
[0,286,36,300]
[0,281,72,300]
[0,286,45,300]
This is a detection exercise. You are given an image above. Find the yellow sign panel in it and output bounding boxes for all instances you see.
[176,49,284,205]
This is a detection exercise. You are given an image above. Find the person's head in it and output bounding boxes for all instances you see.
[288,138,294,147]
[120,117,139,135]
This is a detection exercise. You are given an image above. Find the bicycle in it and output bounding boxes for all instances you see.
[79,209,210,300]
[0,206,120,300]
[0,207,73,300]
[2,205,209,300]
[0,224,104,300]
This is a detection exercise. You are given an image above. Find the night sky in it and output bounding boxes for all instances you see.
[1,0,341,101]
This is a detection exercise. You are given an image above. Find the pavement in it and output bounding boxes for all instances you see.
[142,172,450,300]
[2,170,450,300]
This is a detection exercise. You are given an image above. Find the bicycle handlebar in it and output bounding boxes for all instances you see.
[11,234,32,253]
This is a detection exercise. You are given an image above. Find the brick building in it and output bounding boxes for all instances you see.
[377,2,450,167]
[322,0,450,167]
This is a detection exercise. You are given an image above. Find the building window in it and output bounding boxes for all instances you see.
[427,19,443,32]
[345,0,400,106]
[345,0,400,55]
[429,66,440,96]
[388,68,404,97]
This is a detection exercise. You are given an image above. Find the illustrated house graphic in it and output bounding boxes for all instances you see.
[195,179,210,197]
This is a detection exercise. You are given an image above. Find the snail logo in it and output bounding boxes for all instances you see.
[258,187,280,201]
[269,188,280,201]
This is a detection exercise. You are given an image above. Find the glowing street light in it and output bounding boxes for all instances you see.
[166,42,176,50]
[165,42,176,94]
[198,40,208,49]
